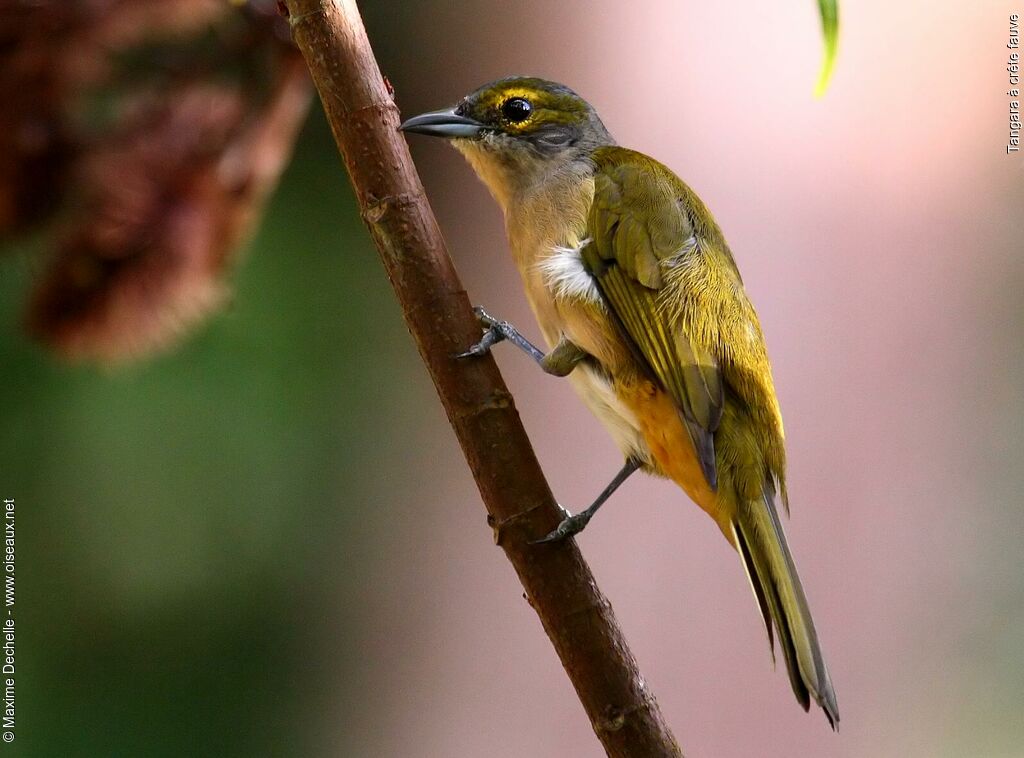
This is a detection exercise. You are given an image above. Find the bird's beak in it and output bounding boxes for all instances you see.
[399,108,484,139]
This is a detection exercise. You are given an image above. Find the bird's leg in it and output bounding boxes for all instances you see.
[455,306,586,377]
[531,458,642,544]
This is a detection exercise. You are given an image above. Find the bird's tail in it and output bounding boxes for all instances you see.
[731,490,840,728]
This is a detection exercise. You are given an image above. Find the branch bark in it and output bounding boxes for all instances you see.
[280,1,683,755]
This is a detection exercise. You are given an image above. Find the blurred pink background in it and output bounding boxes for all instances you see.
[312,1,1024,755]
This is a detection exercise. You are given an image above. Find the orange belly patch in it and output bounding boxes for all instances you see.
[618,380,735,542]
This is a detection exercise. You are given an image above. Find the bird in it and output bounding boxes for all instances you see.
[400,76,839,727]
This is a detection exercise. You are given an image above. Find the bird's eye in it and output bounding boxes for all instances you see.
[501,97,533,123]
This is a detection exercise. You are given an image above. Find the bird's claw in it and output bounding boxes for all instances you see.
[453,307,512,359]
[453,326,503,359]
[530,509,592,544]
[471,305,500,328]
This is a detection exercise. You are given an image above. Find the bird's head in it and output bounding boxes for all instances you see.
[400,77,613,205]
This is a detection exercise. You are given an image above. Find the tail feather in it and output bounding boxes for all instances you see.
[732,491,839,728]
[734,523,774,658]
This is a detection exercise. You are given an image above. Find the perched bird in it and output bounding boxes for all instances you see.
[401,77,839,727]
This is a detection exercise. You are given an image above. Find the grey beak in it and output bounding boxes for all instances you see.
[399,108,484,138]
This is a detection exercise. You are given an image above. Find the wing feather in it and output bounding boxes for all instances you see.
[583,149,726,488]
[582,146,787,501]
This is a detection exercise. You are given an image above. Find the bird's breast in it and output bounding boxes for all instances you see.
[504,175,652,460]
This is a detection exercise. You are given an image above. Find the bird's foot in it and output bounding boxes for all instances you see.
[530,507,593,544]
[454,306,547,365]
[453,306,510,359]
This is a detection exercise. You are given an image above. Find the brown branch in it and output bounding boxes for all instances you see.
[280,1,683,755]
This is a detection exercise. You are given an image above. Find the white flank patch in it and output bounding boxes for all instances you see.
[536,238,601,302]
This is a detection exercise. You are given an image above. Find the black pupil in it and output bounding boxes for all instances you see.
[502,98,532,122]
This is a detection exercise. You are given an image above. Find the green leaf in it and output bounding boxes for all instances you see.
[814,0,839,97]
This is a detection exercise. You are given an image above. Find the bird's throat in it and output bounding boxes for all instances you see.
[451,137,553,212]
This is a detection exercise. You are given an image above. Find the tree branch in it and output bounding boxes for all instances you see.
[280,1,683,754]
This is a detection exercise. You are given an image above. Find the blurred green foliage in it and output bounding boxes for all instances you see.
[0,110,409,756]
[815,0,839,96]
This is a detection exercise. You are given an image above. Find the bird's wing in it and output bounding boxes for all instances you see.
[583,147,727,489]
